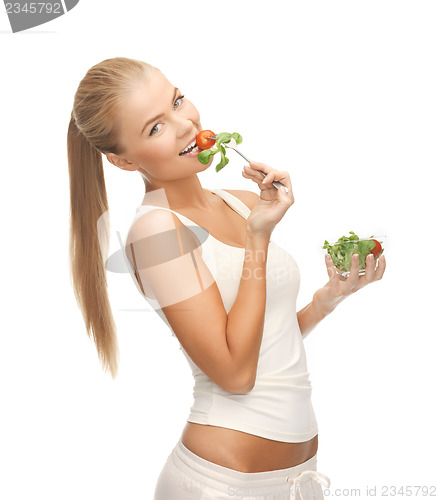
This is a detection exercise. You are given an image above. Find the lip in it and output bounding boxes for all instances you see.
[180,147,201,159]
[179,134,198,155]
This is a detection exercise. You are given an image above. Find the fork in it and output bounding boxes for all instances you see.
[208,136,288,193]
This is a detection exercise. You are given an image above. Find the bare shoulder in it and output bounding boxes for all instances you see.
[125,208,199,268]
[221,189,259,211]
[126,207,188,246]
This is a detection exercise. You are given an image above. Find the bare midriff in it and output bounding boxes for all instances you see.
[181,422,318,473]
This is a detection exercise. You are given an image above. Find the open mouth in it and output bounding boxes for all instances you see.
[179,137,201,156]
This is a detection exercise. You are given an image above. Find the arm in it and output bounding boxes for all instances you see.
[298,253,387,338]
[229,191,329,340]
[221,189,270,390]
[128,209,269,395]
[297,296,330,340]
[297,290,345,339]
[226,231,270,391]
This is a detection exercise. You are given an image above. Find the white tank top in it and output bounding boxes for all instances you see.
[124,188,318,442]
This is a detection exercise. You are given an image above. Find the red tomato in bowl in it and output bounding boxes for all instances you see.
[196,130,216,150]
[370,239,382,258]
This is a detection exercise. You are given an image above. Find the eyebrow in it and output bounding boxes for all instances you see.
[140,87,179,136]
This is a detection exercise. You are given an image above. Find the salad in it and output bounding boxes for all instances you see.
[196,130,243,172]
[323,231,384,273]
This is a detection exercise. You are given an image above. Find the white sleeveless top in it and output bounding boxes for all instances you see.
[124,188,318,442]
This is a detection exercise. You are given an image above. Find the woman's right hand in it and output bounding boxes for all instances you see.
[242,161,294,236]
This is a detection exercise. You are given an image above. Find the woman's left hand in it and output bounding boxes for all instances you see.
[313,253,386,318]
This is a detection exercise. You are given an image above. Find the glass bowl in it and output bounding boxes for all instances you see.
[322,234,387,278]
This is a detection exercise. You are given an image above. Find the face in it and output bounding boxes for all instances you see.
[108,70,213,180]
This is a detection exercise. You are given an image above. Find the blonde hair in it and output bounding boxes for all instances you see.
[67,57,157,379]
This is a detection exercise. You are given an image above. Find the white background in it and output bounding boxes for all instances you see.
[1,1,437,498]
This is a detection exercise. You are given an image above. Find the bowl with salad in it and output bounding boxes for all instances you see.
[322,231,386,278]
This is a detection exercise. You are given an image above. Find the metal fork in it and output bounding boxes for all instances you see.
[208,136,288,193]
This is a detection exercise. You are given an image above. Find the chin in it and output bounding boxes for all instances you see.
[203,157,215,170]
[194,160,212,172]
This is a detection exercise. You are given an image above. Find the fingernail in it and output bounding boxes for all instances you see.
[326,254,331,261]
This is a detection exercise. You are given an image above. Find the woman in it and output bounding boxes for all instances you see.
[67,57,386,499]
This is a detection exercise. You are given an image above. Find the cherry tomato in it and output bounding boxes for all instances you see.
[370,239,382,258]
[196,130,216,150]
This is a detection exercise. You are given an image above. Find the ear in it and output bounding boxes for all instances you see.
[106,153,139,172]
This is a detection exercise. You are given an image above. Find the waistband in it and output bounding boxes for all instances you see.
[171,439,330,497]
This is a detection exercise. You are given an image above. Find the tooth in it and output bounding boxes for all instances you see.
[180,138,197,155]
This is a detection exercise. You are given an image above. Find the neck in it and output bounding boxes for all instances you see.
[138,170,214,211]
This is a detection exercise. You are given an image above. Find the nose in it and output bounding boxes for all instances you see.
[174,114,196,139]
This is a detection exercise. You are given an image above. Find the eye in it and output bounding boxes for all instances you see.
[173,94,185,110]
[149,123,163,136]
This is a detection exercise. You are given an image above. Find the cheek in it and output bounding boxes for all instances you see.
[147,144,174,164]
[141,134,175,161]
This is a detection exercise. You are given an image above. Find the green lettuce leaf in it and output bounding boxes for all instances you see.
[197,130,243,171]
[197,148,218,165]
[323,231,384,272]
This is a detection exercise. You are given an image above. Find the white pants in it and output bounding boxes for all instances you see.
[154,440,331,500]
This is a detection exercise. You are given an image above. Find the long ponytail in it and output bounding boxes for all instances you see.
[67,57,157,379]
[67,114,119,379]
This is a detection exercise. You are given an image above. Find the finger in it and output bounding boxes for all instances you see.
[374,254,386,280]
[346,253,360,288]
[261,170,287,186]
[242,168,276,197]
[262,169,293,201]
[249,161,292,188]
[325,255,338,281]
[259,168,286,184]
[249,161,271,174]
[243,165,265,183]
[277,172,293,202]
[364,253,376,282]
[248,162,277,185]
[245,169,276,193]
[277,184,291,202]
[261,172,276,186]
[326,259,344,297]
[248,163,294,204]
[242,166,262,179]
